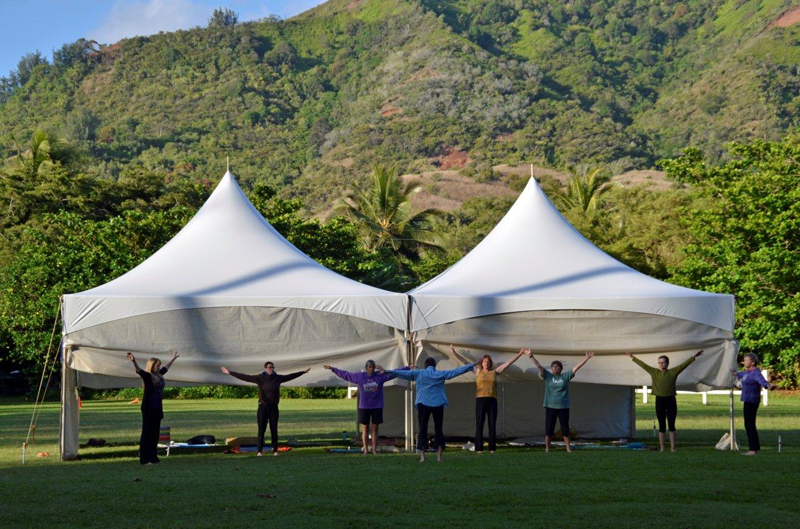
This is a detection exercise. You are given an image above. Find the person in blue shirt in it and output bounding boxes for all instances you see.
[382,356,478,462]
[730,352,776,455]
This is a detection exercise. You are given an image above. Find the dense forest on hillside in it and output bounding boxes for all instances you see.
[1,0,798,204]
[0,1,798,385]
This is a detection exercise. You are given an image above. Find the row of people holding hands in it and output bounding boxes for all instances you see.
[127,347,773,465]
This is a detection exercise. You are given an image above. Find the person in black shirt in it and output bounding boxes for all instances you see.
[221,362,309,456]
[127,351,179,465]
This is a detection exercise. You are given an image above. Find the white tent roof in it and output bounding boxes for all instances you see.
[63,171,408,333]
[409,178,734,332]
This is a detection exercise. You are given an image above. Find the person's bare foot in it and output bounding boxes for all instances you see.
[437,455,443,463]
[744,451,757,456]
[545,448,550,453]
[256,452,263,457]
[419,456,425,463]
[566,448,572,453]
[273,451,278,457]
[671,448,677,453]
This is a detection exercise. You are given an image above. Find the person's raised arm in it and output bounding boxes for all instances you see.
[325,365,359,384]
[449,344,477,372]
[528,351,545,377]
[572,351,594,376]
[279,368,311,383]
[627,352,656,376]
[443,360,479,380]
[675,350,703,375]
[127,352,142,374]
[752,368,776,391]
[496,348,528,374]
[163,352,180,371]
[384,367,417,381]
[221,366,259,384]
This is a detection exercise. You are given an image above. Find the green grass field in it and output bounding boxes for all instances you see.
[1,394,798,528]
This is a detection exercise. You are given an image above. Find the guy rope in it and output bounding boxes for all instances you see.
[22,298,62,464]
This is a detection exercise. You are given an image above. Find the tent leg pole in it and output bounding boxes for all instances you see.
[501,383,506,439]
[729,388,735,451]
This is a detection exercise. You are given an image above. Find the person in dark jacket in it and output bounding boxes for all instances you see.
[127,351,179,465]
[221,362,309,456]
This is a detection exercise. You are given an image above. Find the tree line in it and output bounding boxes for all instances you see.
[1,130,797,386]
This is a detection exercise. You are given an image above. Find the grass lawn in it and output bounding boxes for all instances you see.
[1,393,798,528]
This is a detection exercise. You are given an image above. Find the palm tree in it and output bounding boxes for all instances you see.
[335,164,444,261]
[545,166,613,212]
[10,129,83,178]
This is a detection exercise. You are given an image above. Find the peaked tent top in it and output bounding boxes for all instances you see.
[409,178,734,332]
[63,171,407,333]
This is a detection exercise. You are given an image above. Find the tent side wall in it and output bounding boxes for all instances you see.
[414,310,737,391]
[63,306,407,387]
[382,383,635,439]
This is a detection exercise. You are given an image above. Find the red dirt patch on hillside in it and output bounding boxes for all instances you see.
[401,171,517,212]
[437,148,470,170]
[774,6,800,28]
[380,106,402,117]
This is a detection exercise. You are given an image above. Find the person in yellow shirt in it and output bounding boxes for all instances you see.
[627,350,703,452]
[451,345,528,453]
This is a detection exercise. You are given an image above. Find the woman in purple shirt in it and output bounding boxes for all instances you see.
[730,353,776,455]
[324,360,398,455]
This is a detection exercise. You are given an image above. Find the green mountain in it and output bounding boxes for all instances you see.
[1,0,798,208]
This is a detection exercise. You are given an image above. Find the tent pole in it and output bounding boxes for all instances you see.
[501,383,506,438]
[729,388,735,451]
[404,299,414,453]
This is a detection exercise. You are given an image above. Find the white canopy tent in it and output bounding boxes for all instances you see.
[381,177,737,441]
[59,171,409,460]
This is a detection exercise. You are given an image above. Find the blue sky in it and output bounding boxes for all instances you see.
[0,0,325,78]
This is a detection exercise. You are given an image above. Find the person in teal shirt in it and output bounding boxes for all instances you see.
[527,351,594,453]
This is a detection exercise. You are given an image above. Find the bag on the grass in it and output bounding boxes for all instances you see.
[715,432,738,451]
[186,435,216,445]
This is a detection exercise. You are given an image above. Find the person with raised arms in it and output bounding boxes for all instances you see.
[450,345,529,453]
[323,360,406,455]
[627,349,703,452]
[221,362,309,456]
[527,351,594,453]
[381,356,478,462]
[730,352,777,455]
[126,351,179,465]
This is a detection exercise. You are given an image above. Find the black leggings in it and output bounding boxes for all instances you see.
[743,401,760,451]
[545,407,570,438]
[475,397,498,452]
[655,396,677,433]
[417,404,445,451]
[139,409,162,464]
[257,402,280,453]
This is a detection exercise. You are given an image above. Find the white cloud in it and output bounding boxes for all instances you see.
[89,0,212,45]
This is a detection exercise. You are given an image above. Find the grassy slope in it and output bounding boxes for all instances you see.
[1,394,798,527]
